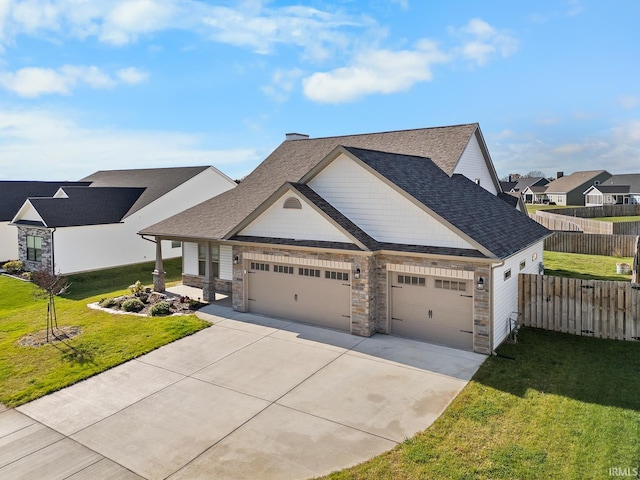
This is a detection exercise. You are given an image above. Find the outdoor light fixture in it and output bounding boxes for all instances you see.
[477,277,485,290]
[354,268,361,279]
[233,255,239,265]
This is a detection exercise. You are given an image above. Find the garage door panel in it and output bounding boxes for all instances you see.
[391,273,473,351]
[247,263,351,332]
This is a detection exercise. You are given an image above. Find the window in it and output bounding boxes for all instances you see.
[26,235,42,262]
[504,269,512,281]
[435,279,466,291]
[299,267,320,277]
[519,260,526,271]
[283,197,302,209]
[325,270,349,281]
[198,244,220,277]
[250,262,269,271]
[398,275,425,286]
[171,241,181,249]
[274,264,294,274]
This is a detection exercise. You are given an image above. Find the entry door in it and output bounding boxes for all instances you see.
[390,273,473,350]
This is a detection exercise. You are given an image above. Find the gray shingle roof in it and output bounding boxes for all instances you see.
[544,170,611,194]
[139,123,480,240]
[22,187,145,227]
[599,174,640,193]
[343,146,550,258]
[0,181,91,221]
[81,166,214,217]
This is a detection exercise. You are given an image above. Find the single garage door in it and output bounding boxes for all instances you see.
[390,273,473,350]
[247,261,351,331]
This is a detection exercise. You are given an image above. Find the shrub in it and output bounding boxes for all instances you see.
[2,260,23,275]
[121,298,145,313]
[188,299,205,310]
[150,301,172,317]
[128,280,145,296]
[98,297,119,309]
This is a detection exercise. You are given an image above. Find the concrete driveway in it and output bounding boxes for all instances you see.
[2,305,485,480]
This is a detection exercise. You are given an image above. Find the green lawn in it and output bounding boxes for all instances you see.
[526,205,581,214]
[543,251,634,281]
[320,328,640,480]
[0,258,209,407]
[591,216,640,223]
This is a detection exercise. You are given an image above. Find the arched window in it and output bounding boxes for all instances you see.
[283,197,302,209]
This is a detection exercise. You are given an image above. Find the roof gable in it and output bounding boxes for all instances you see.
[14,187,145,227]
[81,166,227,217]
[0,181,91,221]
[139,123,480,240]
[545,170,611,193]
[600,174,640,193]
[233,184,362,248]
[340,147,550,258]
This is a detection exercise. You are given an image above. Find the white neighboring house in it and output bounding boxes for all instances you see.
[140,124,551,354]
[11,166,237,274]
[584,174,640,206]
[0,181,91,263]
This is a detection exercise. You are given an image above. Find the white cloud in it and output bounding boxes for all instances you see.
[0,0,366,61]
[618,95,640,110]
[117,67,148,84]
[262,67,303,102]
[303,39,450,103]
[0,108,262,180]
[451,18,518,66]
[0,64,146,97]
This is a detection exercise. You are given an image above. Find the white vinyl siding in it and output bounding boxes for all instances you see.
[239,191,354,244]
[219,244,233,280]
[453,134,497,195]
[0,221,19,262]
[308,154,475,249]
[183,242,199,275]
[492,241,544,347]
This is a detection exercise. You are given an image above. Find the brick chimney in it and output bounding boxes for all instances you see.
[557,171,564,179]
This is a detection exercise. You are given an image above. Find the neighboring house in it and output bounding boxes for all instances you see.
[534,170,612,206]
[140,123,550,355]
[511,177,549,203]
[11,166,237,274]
[584,174,640,206]
[0,181,91,263]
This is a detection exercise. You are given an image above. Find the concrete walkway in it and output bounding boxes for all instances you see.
[1,305,486,480]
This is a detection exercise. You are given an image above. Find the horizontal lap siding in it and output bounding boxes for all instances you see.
[519,273,640,342]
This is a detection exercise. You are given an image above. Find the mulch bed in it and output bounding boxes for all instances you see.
[18,326,82,348]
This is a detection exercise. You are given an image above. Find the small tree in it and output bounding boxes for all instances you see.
[31,263,70,343]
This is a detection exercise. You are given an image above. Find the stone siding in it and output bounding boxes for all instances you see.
[231,244,494,354]
[182,274,232,294]
[17,226,53,272]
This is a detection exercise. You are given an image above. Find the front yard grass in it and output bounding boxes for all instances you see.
[0,258,209,407]
[543,251,634,281]
[321,327,640,479]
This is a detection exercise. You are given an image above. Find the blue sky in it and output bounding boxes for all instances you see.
[0,0,638,181]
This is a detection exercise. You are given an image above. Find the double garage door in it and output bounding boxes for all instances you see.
[247,261,351,331]
[390,272,474,350]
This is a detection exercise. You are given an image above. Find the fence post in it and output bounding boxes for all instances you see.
[633,236,640,284]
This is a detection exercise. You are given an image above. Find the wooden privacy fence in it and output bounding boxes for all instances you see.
[532,210,640,235]
[544,232,639,257]
[519,274,640,341]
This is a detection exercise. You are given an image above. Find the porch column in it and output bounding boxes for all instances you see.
[202,241,215,302]
[152,238,166,292]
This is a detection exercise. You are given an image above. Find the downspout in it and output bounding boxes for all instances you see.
[50,227,56,275]
[489,259,505,356]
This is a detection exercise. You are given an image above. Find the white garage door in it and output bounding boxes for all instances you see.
[390,273,474,350]
[247,261,351,331]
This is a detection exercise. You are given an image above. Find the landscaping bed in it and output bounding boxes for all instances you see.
[93,289,206,317]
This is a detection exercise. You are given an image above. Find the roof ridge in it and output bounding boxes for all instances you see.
[290,123,478,142]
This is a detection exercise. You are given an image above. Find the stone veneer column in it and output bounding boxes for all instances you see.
[202,241,215,302]
[350,255,377,337]
[473,265,492,355]
[231,247,245,311]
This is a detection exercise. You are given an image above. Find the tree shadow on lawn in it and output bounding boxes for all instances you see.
[476,327,640,411]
